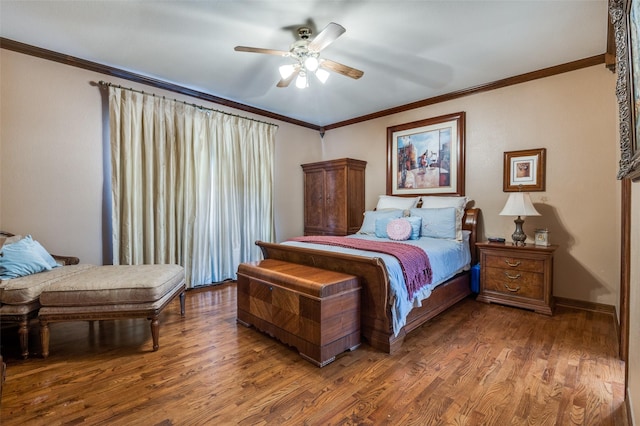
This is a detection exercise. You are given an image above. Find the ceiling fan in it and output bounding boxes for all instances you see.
[234,22,364,89]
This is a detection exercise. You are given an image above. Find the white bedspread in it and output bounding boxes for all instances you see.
[282,232,471,336]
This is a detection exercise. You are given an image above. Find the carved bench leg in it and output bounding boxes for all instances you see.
[18,317,29,360]
[149,316,159,351]
[40,320,50,359]
[179,291,186,317]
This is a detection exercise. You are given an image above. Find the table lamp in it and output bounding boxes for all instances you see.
[499,192,540,246]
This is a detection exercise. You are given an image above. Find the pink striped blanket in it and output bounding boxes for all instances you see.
[288,236,432,300]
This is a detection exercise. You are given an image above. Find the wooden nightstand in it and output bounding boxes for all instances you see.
[476,242,557,315]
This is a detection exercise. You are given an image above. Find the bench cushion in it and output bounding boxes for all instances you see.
[39,264,185,307]
[0,300,40,316]
[0,264,95,305]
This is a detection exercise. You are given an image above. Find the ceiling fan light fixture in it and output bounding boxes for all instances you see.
[315,68,330,84]
[234,22,363,89]
[295,71,308,89]
[279,64,296,79]
[304,56,319,72]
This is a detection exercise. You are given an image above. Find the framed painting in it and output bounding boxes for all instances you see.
[386,111,465,196]
[503,148,546,192]
[611,0,640,180]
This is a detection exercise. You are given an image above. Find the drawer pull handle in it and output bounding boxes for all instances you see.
[504,283,521,292]
[504,272,521,280]
[504,259,521,267]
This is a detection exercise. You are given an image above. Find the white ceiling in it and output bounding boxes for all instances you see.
[0,1,609,127]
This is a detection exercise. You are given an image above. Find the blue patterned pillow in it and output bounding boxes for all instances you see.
[0,236,56,279]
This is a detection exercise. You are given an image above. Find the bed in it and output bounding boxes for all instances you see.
[255,201,480,354]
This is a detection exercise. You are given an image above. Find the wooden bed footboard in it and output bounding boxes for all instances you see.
[257,208,480,354]
[256,240,394,351]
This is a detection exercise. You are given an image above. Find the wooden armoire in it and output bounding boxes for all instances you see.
[301,158,367,236]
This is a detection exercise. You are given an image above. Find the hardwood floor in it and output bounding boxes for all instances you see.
[0,283,628,425]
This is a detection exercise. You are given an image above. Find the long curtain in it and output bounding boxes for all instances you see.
[108,87,276,287]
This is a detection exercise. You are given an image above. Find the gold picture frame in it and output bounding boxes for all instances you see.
[503,148,546,192]
[386,112,466,196]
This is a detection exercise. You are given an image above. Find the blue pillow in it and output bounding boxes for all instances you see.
[25,236,59,268]
[358,209,403,235]
[405,216,422,240]
[375,216,422,240]
[375,217,394,238]
[409,207,457,239]
[0,236,56,279]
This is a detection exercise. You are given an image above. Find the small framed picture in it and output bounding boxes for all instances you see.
[503,148,546,192]
[534,229,550,246]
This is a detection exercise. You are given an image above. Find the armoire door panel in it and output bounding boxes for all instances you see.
[302,158,367,236]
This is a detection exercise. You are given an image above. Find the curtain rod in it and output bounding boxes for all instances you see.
[97,81,279,128]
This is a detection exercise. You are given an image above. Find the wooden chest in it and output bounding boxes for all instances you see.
[236,259,361,367]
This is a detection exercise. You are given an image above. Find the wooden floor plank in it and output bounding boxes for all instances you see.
[0,283,628,425]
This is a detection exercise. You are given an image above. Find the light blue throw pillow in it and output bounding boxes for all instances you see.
[358,209,403,235]
[405,216,422,240]
[374,217,393,238]
[27,236,59,268]
[410,207,457,239]
[0,236,57,279]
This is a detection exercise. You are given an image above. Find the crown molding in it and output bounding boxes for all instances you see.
[0,37,321,131]
[1,37,604,133]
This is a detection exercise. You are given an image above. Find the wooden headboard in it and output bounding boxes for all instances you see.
[462,208,480,265]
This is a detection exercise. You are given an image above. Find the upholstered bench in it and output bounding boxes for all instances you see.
[0,262,86,359]
[38,264,186,358]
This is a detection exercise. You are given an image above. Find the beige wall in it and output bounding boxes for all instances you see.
[319,65,620,307]
[0,49,318,264]
[1,50,621,308]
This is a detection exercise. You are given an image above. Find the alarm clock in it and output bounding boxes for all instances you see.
[534,229,550,246]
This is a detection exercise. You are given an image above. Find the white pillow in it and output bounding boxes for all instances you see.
[419,196,468,211]
[419,196,468,240]
[376,195,420,210]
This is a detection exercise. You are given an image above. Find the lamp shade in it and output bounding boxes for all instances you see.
[295,72,308,89]
[315,68,330,84]
[499,192,540,217]
[279,64,296,79]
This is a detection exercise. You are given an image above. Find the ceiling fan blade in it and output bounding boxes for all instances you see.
[277,73,296,88]
[234,46,290,57]
[308,22,345,52]
[276,64,300,87]
[320,59,364,80]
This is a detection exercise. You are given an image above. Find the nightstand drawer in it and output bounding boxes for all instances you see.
[484,254,543,273]
[484,267,544,299]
